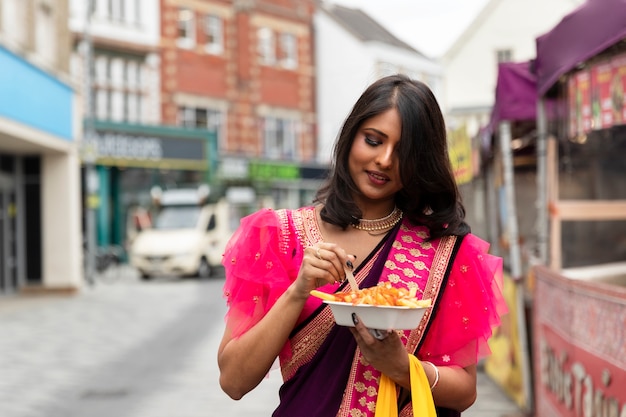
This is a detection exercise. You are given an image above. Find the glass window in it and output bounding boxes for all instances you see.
[111,90,124,121]
[35,1,56,66]
[95,55,109,85]
[178,106,223,133]
[496,49,513,63]
[279,33,297,69]
[95,89,109,120]
[110,0,124,22]
[2,0,27,47]
[263,117,297,159]
[257,27,275,65]
[204,14,223,55]
[177,8,195,49]
[126,93,139,123]
[110,57,124,88]
[561,220,626,267]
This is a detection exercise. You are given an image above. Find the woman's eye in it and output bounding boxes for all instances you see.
[364,136,380,146]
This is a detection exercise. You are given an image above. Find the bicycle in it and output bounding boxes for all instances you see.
[84,244,125,285]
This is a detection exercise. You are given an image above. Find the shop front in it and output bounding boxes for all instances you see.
[83,121,217,253]
[0,46,81,294]
[218,156,329,210]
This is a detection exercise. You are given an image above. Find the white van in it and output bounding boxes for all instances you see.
[129,186,243,280]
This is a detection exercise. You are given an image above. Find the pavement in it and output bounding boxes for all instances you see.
[0,266,525,417]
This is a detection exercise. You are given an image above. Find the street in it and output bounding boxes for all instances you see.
[0,267,521,417]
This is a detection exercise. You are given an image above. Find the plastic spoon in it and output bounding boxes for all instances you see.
[345,267,358,291]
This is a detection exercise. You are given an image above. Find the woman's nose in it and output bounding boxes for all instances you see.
[376,147,394,168]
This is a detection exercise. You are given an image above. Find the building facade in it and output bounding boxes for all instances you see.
[69,0,220,254]
[160,0,321,209]
[315,2,443,164]
[0,0,82,293]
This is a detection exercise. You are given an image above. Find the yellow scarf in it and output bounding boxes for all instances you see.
[375,354,436,417]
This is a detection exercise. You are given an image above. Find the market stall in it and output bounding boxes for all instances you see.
[480,61,542,414]
[532,0,626,415]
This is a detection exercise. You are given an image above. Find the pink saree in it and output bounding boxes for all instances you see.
[222,207,506,416]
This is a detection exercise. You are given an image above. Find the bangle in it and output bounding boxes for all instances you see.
[423,361,440,390]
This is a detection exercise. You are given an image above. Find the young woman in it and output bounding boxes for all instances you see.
[218,74,506,416]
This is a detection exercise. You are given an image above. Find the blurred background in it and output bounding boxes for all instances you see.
[1,0,626,416]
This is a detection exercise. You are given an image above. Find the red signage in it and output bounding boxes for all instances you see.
[611,54,626,126]
[567,51,626,137]
[590,60,613,129]
[533,267,626,417]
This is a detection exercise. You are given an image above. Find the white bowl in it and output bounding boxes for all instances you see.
[325,300,428,330]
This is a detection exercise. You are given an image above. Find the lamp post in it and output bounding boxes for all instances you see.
[83,0,97,285]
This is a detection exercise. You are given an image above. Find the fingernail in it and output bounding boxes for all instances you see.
[352,313,359,325]
[346,260,354,269]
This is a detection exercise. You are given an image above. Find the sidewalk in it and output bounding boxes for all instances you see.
[465,365,525,417]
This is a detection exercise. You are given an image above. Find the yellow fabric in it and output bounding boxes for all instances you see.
[375,354,436,417]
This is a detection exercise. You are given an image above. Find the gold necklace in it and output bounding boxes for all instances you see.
[352,206,403,235]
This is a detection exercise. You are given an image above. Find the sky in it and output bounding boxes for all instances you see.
[329,0,490,58]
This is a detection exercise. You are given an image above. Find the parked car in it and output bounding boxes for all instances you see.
[129,186,234,280]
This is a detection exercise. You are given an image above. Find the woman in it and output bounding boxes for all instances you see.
[218,74,506,416]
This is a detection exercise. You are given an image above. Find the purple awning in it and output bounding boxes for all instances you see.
[535,0,626,96]
[491,61,537,124]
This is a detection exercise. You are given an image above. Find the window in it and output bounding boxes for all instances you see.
[496,49,513,63]
[2,0,27,47]
[178,107,224,140]
[257,27,275,65]
[177,8,195,49]
[35,2,57,67]
[279,33,297,69]
[109,0,124,22]
[92,55,143,123]
[263,117,297,159]
[204,14,223,55]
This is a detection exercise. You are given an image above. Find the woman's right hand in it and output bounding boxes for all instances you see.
[292,243,355,300]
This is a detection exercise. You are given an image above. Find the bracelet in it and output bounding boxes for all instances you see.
[423,361,440,390]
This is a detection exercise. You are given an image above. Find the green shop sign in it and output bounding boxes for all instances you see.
[249,162,300,181]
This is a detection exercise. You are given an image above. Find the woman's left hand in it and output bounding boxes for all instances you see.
[348,314,411,387]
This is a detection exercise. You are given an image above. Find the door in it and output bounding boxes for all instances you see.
[0,170,17,294]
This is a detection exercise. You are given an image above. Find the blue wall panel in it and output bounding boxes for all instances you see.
[0,46,74,141]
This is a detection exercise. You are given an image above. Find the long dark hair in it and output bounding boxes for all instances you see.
[314,74,469,239]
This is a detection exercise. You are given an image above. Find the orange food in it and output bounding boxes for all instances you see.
[310,283,431,308]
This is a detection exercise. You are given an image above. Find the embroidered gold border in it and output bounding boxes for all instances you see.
[404,235,457,354]
[399,234,457,417]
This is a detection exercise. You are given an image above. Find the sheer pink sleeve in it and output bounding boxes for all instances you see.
[221,209,299,339]
[418,234,507,368]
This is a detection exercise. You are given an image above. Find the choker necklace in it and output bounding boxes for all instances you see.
[352,206,403,235]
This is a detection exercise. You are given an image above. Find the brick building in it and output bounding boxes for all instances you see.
[160,0,323,208]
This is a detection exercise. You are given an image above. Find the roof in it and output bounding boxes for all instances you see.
[535,0,626,96]
[320,2,426,57]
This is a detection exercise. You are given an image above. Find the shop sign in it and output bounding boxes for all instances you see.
[590,61,614,129]
[534,271,626,417]
[568,70,592,137]
[249,162,300,181]
[568,51,626,137]
[86,130,208,170]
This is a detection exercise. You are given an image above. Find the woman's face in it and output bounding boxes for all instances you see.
[348,108,404,210]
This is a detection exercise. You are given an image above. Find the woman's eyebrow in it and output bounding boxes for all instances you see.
[362,127,388,138]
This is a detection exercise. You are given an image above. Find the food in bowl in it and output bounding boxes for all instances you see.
[310,283,432,330]
[310,282,432,308]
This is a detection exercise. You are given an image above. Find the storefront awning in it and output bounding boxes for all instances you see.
[535,0,626,96]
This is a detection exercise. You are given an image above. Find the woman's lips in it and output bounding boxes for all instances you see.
[367,171,390,186]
